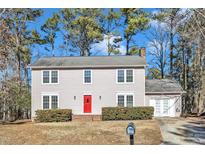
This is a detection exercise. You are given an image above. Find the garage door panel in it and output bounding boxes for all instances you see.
[155,100,161,116]
[169,99,176,117]
[149,99,175,117]
[162,99,169,116]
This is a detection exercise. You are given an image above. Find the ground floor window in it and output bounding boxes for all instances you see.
[43,96,50,109]
[42,94,59,109]
[117,95,125,107]
[117,93,134,107]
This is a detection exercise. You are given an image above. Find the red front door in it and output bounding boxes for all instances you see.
[84,95,92,113]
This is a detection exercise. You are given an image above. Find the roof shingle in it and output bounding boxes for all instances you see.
[30,56,146,69]
[145,79,183,93]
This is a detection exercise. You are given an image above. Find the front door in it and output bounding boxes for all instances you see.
[84,95,92,113]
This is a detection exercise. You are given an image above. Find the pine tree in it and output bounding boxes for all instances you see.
[121,9,149,55]
[41,13,60,56]
[60,9,103,56]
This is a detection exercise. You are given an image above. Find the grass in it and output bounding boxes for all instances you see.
[0,120,162,145]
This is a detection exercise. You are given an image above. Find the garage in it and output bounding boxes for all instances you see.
[145,79,184,117]
[149,98,175,117]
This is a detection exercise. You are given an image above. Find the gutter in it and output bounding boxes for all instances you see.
[145,91,186,95]
[29,65,147,70]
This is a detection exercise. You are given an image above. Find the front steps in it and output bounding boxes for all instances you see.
[72,115,102,121]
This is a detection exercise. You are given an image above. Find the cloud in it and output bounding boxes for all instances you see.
[91,34,126,55]
[149,19,168,30]
[149,8,192,31]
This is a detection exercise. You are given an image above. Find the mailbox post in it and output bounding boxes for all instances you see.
[126,122,135,145]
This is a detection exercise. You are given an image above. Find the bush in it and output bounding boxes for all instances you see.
[35,109,72,122]
[102,107,154,121]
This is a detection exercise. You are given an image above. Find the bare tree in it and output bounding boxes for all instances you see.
[146,24,169,79]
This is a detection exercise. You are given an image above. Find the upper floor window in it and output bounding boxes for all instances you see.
[42,94,59,109]
[126,70,133,82]
[117,70,125,83]
[51,71,58,83]
[117,69,133,83]
[84,70,92,84]
[42,70,59,84]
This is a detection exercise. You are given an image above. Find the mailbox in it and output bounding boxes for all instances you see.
[126,122,135,135]
[126,122,135,145]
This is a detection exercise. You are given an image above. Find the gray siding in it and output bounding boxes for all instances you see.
[31,68,145,117]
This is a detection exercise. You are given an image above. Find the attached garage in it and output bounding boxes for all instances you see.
[145,79,184,117]
[149,97,178,117]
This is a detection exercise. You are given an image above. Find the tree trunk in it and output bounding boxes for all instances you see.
[161,64,164,79]
[7,109,11,122]
[15,106,19,120]
[26,109,30,119]
[23,110,27,119]
[17,52,21,81]
[2,101,6,122]
[126,39,129,55]
[170,20,174,77]
[52,43,55,57]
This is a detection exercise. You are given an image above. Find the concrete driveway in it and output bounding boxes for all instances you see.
[156,117,205,145]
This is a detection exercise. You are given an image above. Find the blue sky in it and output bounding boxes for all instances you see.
[28,8,160,68]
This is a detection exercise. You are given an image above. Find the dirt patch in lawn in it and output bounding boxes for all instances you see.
[0,120,162,145]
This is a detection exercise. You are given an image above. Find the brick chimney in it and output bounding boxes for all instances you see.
[139,47,146,58]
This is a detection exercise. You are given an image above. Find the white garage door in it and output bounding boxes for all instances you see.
[149,99,175,117]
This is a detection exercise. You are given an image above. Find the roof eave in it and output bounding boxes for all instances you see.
[30,65,147,69]
[145,91,185,95]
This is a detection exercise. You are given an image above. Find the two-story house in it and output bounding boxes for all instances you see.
[30,54,183,119]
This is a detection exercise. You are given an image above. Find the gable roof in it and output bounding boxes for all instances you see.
[145,79,184,94]
[30,56,146,69]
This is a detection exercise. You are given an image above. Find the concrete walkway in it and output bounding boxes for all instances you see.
[156,117,205,145]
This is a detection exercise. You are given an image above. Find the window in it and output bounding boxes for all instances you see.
[84,70,92,84]
[42,70,59,84]
[51,71,58,83]
[117,70,124,83]
[43,71,49,83]
[43,96,50,109]
[51,96,58,109]
[127,95,133,107]
[117,94,134,107]
[117,95,125,107]
[42,94,59,109]
[117,69,133,83]
[126,70,133,82]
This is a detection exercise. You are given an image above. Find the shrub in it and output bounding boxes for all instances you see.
[35,109,72,122]
[102,107,154,121]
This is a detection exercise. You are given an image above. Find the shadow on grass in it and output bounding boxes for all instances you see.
[168,119,205,144]
[0,119,31,125]
[162,141,179,145]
